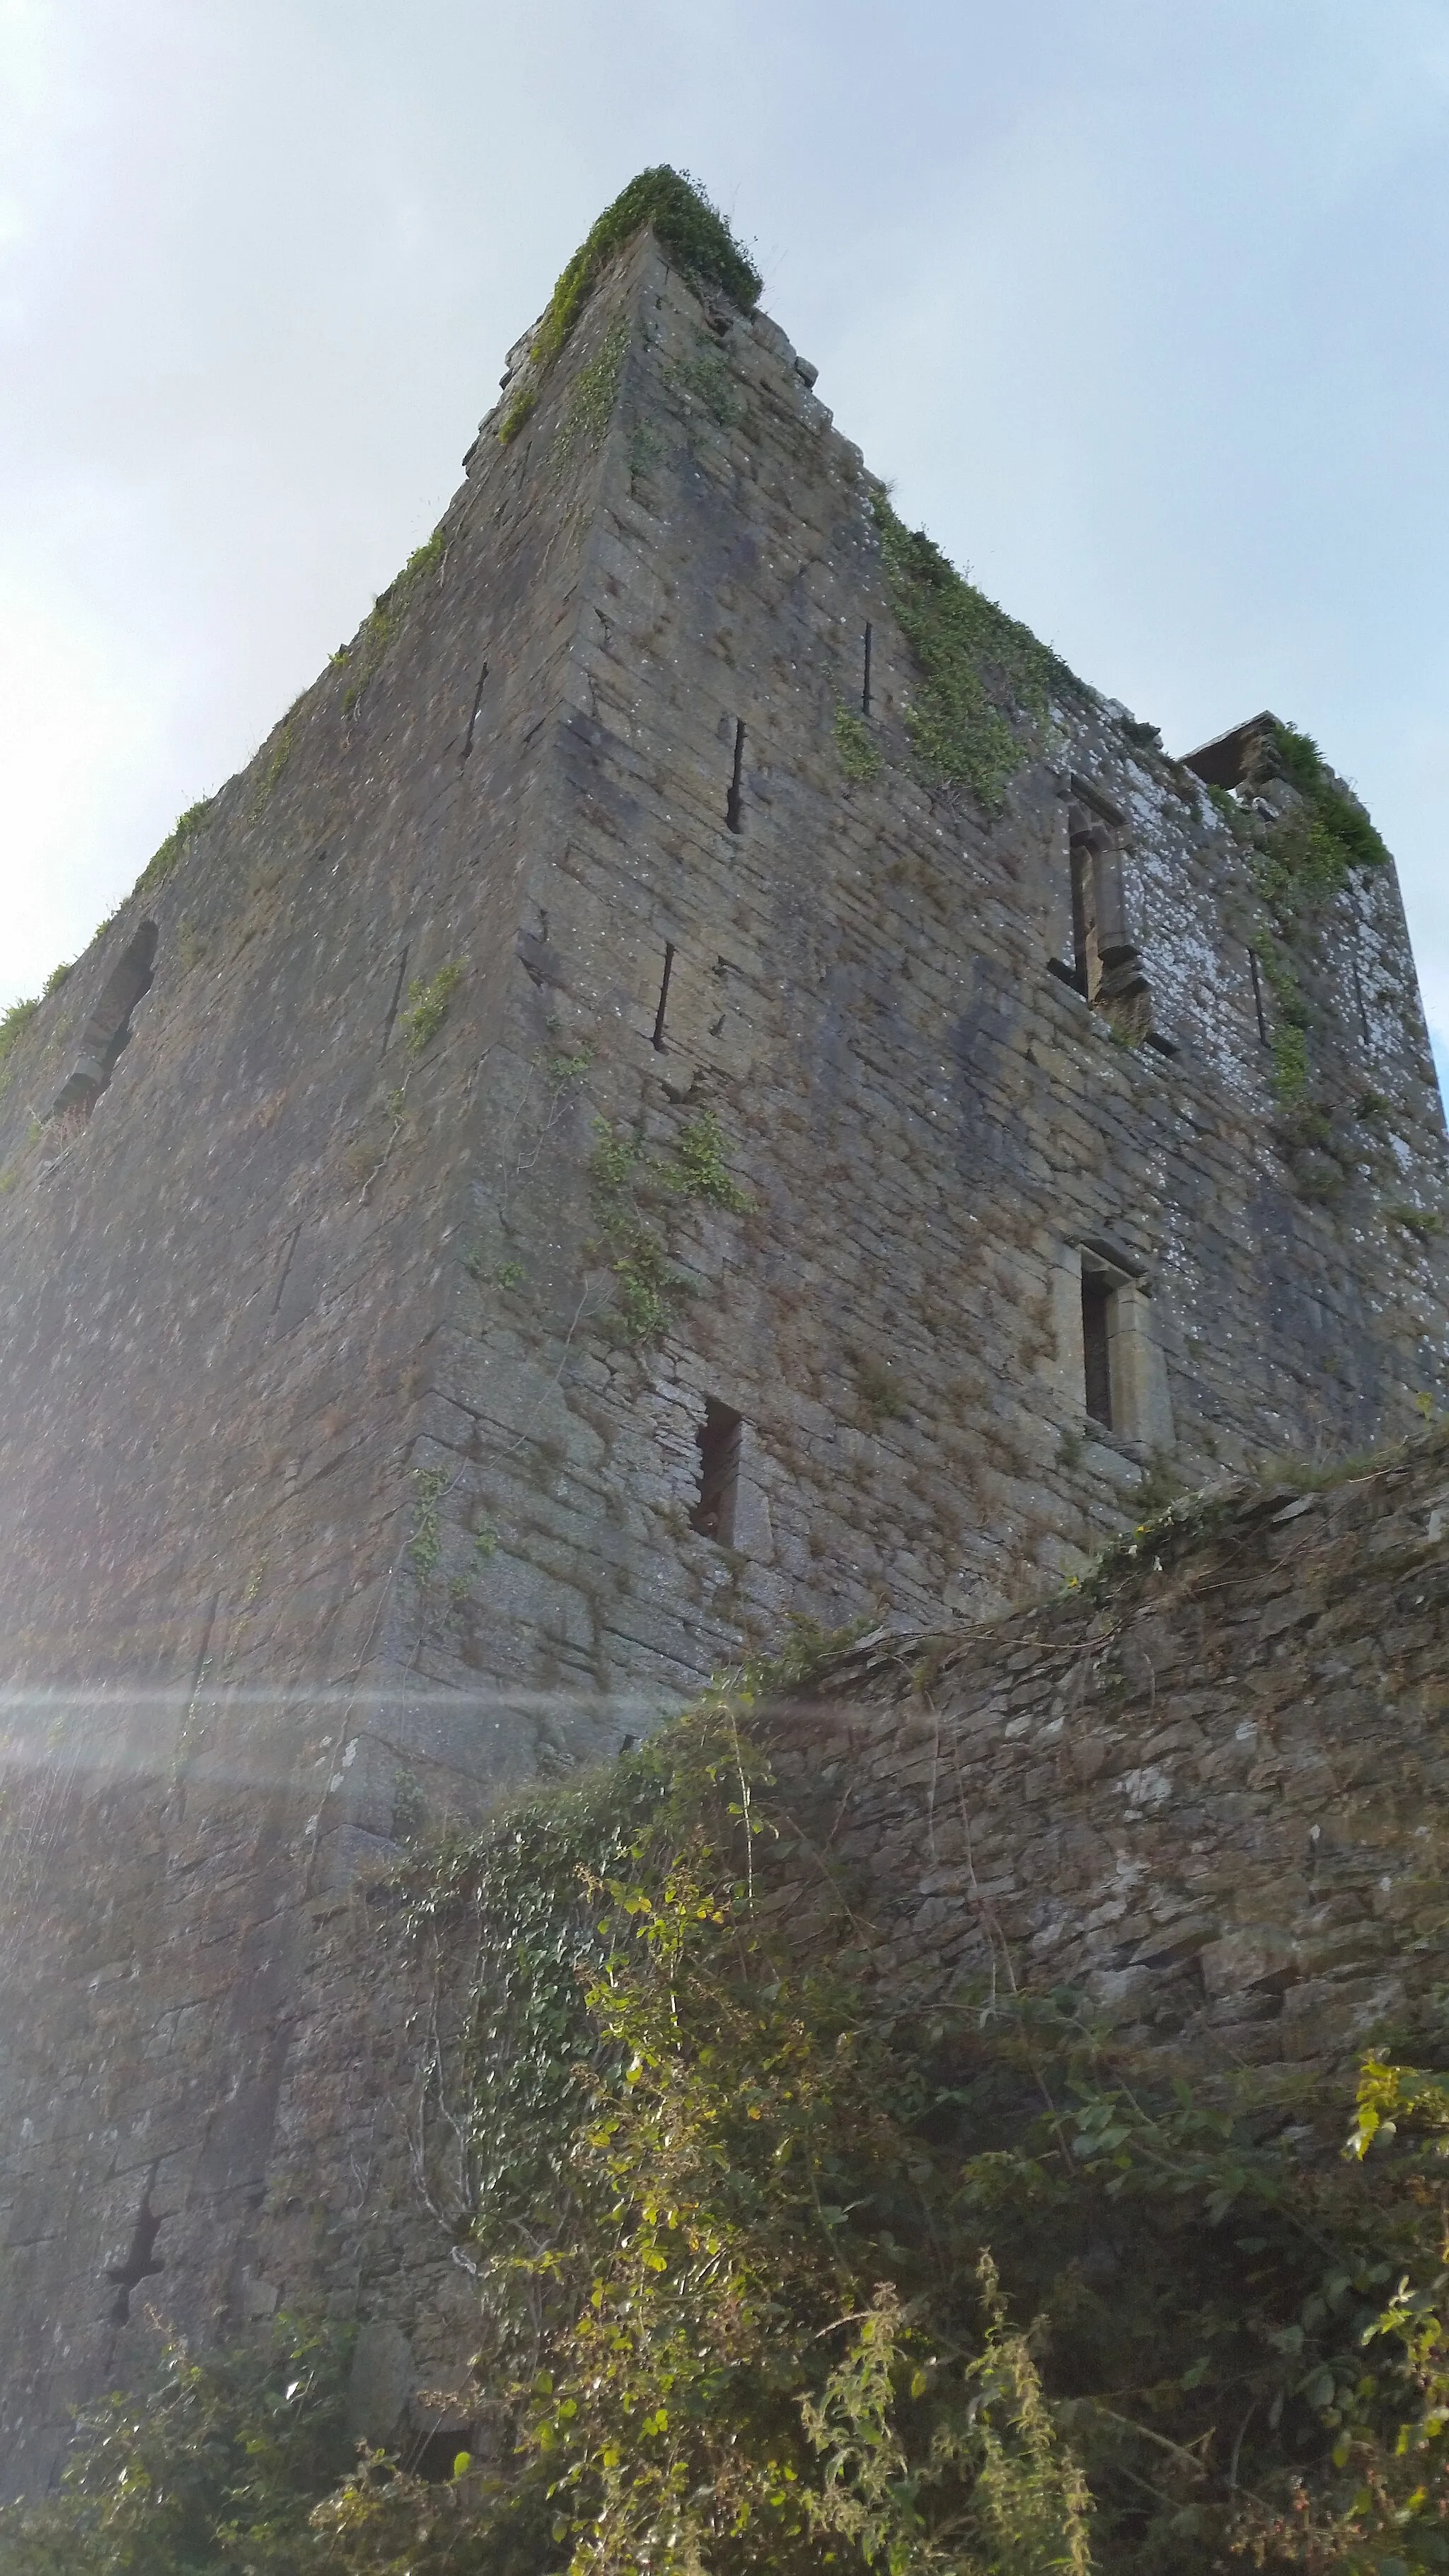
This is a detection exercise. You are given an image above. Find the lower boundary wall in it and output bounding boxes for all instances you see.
[11,1429,1449,2478]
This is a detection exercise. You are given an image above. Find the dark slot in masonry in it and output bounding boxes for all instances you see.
[652,943,676,1051]
[1081,1272,1114,1430]
[380,946,410,1055]
[691,1400,744,1544]
[1247,947,1271,1047]
[862,622,873,718]
[461,662,489,761]
[726,720,746,833]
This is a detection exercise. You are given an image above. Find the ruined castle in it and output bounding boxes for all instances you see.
[1,171,1445,2488]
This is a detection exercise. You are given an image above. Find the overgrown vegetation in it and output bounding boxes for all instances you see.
[500,166,761,442]
[588,1107,752,1341]
[401,960,464,1053]
[872,491,1087,811]
[0,2316,354,2572]
[17,1680,1449,2575]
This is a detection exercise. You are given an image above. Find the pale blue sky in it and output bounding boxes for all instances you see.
[4,0,1448,1087]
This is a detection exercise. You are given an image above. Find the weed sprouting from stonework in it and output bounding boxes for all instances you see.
[134,796,215,898]
[248,719,292,816]
[0,994,40,1079]
[555,318,630,463]
[664,1108,753,1211]
[853,1352,906,1428]
[401,960,464,1053]
[589,1110,750,1341]
[872,490,1088,811]
[340,525,447,713]
[831,702,882,782]
[665,334,741,429]
[1387,1201,1445,1242]
[408,1463,451,1580]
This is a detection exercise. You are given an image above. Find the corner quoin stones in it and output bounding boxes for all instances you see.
[0,190,1445,2484]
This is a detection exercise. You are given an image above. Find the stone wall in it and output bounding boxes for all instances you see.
[763,1429,1449,2072]
[212,1428,1449,2467]
[1,203,1446,2484]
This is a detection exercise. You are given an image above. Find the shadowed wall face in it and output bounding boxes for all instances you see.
[0,219,1446,2487]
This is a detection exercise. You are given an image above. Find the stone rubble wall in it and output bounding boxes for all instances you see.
[229,1431,1449,2461]
[763,1430,1449,2074]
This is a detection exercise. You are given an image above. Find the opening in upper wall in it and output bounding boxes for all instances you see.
[691,1399,743,1544]
[51,923,158,1120]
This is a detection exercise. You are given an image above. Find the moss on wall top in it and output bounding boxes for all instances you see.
[501,166,761,442]
[872,492,1090,811]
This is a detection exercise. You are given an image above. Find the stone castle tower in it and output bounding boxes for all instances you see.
[0,171,1445,2485]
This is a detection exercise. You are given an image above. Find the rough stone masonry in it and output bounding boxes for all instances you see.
[0,181,1445,2485]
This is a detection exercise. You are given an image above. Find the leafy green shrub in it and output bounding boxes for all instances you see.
[0,2317,352,2573]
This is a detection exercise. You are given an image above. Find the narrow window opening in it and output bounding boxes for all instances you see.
[862,623,873,718]
[1069,827,1104,1002]
[50,923,158,1121]
[408,2420,478,2484]
[725,720,746,833]
[271,1224,302,1316]
[1247,945,1270,1046]
[1081,1270,1114,1430]
[1066,782,1155,1044]
[104,2167,165,2327]
[461,662,489,762]
[691,1399,743,1544]
[652,943,676,1051]
[380,945,410,1056]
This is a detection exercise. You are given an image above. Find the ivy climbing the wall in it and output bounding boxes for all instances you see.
[872,492,1089,812]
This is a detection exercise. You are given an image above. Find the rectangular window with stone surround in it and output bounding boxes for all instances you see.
[1073,1246,1175,1450]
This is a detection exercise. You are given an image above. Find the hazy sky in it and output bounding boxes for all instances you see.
[4,0,1449,1087]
